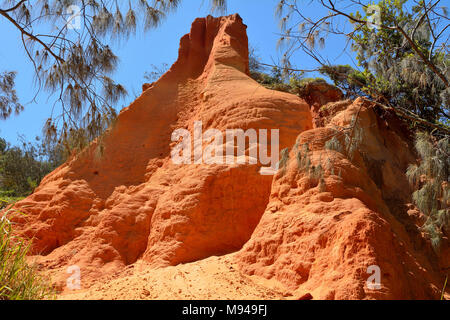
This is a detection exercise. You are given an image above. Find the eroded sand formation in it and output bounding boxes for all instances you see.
[8,14,449,300]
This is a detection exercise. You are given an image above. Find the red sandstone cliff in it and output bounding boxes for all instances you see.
[7,14,449,300]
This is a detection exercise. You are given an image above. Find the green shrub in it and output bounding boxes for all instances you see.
[324,115,364,161]
[0,136,64,197]
[0,191,24,210]
[278,148,290,176]
[325,135,344,154]
[0,208,54,300]
[406,132,449,250]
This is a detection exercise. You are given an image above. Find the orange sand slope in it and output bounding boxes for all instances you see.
[9,14,449,300]
[60,254,288,300]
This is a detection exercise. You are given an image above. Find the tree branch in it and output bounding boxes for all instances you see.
[0,8,64,64]
[367,99,450,135]
[395,23,449,87]
[0,0,27,13]
[321,0,449,87]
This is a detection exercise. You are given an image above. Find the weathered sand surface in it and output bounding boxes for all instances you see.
[8,14,448,300]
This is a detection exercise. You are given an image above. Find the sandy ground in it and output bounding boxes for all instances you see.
[59,254,290,300]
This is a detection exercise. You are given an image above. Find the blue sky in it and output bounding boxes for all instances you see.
[0,0,354,145]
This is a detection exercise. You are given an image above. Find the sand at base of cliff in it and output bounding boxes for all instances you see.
[59,254,290,300]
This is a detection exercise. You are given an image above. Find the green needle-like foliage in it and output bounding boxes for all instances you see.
[0,208,54,300]
[407,132,449,249]
[0,0,227,152]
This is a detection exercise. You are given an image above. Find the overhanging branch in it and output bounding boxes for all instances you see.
[0,7,65,64]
